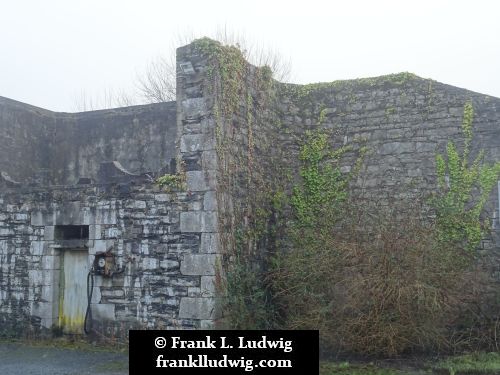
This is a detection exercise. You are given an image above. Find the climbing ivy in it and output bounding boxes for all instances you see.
[191,38,281,329]
[432,102,500,252]
[291,131,367,230]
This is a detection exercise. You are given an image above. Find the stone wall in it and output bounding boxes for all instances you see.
[0,176,219,335]
[1,38,500,338]
[0,42,220,336]
[275,75,500,208]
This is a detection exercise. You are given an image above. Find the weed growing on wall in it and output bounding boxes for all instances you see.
[155,173,186,191]
[155,160,187,192]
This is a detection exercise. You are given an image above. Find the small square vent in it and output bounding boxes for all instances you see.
[54,225,89,240]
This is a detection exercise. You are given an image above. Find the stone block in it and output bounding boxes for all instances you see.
[160,259,179,271]
[180,212,201,232]
[41,255,60,270]
[40,284,57,302]
[203,191,217,211]
[178,297,215,320]
[188,287,201,297]
[181,134,202,152]
[142,257,159,270]
[182,98,206,120]
[96,208,117,225]
[180,254,217,276]
[200,276,216,297]
[186,171,208,192]
[200,233,218,253]
[30,241,44,256]
[126,201,147,210]
[92,303,116,320]
[180,211,217,233]
[89,225,101,240]
[31,301,53,319]
[202,212,217,233]
[154,194,170,202]
[30,211,44,226]
[44,226,55,241]
[202,150,217,170]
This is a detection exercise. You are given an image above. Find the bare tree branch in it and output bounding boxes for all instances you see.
[135,55,176,103]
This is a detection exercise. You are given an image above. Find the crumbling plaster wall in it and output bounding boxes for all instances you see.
[0,98,178,185]
[0,97,54,183]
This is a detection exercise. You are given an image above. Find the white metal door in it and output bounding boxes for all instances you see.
[59,250,88,334]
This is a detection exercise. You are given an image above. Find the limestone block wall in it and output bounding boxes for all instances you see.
[1,38,500,339]
[174,41,500,267]
[0,180,218,335]
[176,43,220,327]
[49,102,178,185]
[275,76,500,206]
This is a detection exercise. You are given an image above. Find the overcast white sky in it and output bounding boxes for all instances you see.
[0,0,499,112]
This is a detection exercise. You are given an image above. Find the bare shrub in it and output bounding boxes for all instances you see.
[271,198,494,356]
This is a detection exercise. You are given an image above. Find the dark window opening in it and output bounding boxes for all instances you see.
[54,225,89,240]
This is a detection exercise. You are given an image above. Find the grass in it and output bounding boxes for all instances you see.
[320,353,500,375]
[94,360,129,372]
[0,336,127,353]
[431,352,500,375]
[320,361,420,375]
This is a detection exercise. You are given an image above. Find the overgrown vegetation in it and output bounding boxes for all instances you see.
[270,103,500,356]
[213,99,500,356]
[198,39,500,358]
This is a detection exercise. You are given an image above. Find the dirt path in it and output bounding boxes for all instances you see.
[0,341,128,375]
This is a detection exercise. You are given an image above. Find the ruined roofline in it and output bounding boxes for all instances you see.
[0,94,176,117]
[181,37,500,102]
[277,72,500,103]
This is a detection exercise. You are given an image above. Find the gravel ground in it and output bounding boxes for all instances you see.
[0,341,128,375]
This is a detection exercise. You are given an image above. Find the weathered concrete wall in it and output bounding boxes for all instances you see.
[0,98,178,185]
[0,97,54,183]
[49,102,178,185]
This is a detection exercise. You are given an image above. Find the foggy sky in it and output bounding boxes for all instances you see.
[0,0,499,112]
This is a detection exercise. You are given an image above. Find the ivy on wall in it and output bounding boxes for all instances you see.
[433,102,500,252]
